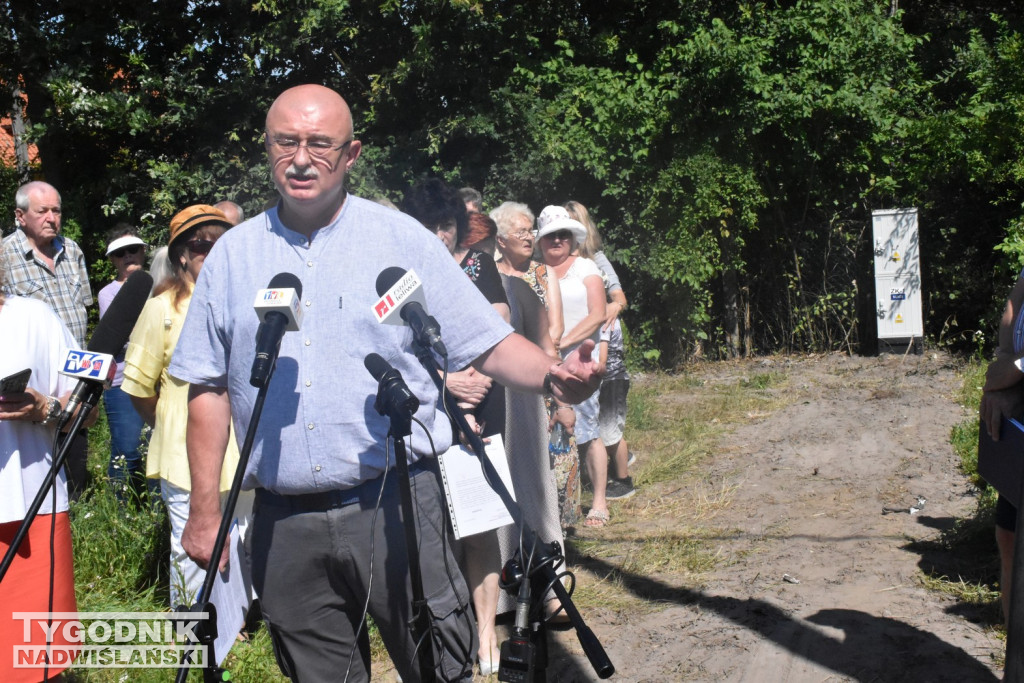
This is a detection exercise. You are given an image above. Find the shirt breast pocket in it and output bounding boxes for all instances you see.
[70,278,88,305]
[12,278,43,299]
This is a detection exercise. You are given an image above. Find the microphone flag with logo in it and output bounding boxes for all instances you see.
[250,272,303,387]
[373,267,447,358]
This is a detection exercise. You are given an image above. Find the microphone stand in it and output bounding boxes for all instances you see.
[369,367,438,683]
[410,341,614,681]
[0,397,95,584]
[174,380,271,683]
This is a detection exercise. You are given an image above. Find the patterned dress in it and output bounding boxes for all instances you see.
[509,261,581,528]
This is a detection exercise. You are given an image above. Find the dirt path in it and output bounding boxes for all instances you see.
[543,351,1004,682]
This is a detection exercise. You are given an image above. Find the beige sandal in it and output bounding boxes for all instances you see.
[584,508,609,527]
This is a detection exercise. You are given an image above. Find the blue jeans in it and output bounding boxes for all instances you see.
[103,385,150,499]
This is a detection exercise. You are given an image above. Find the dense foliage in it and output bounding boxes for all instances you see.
[4,0,1024,364]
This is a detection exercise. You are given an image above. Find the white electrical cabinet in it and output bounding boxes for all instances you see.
[872,208,923,350]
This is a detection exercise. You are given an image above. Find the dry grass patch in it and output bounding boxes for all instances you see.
[567,527,721,613]
[691,480,742,521]
[568,362,806,612]
[627,369,789,491]
[622,479,740,524]
[917,571,1001,622]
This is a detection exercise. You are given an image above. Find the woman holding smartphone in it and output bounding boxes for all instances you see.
[0,264,97,682]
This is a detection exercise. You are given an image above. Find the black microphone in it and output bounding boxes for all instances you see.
[364,353,420,419]
[250,272,303,388]
[59,269,154,425]
[374,266,448,358]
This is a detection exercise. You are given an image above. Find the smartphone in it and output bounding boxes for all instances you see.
[0,368,32,394]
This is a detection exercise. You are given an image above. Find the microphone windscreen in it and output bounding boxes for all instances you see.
[87,270,154,354]
[267,272,303,298]
[363,353,391,382]
[375,267,407,297]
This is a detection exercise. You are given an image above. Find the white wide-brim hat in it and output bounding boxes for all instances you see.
[536,205,587,243]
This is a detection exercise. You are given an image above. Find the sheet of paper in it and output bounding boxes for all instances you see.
[437,434,517,539]
[206,522,252,666]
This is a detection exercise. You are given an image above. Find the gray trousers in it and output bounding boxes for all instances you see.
[250,463,476,682]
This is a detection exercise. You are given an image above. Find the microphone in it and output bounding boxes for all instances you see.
[364,353,420,419]
[250,272,303,387]
[59,270,154,425]
[373,267,448,358]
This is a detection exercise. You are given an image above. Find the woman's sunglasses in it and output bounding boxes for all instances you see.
[186,239,216,256]
[542,230,573,242]
[110,245,143,258]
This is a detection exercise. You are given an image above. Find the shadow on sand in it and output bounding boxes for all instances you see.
[535,551,998,682]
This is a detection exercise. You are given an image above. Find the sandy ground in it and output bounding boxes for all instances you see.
[539,351,1005,682]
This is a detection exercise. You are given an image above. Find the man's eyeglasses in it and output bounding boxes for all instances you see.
[268,136,352,161]
[110,245,143,259]
[542,230,573,242]
[186,239,217,256]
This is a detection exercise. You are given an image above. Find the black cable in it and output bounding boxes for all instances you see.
[409,414,475,677]
[45,425,62,682]
[438,356,455,427]
[342,412,476,682]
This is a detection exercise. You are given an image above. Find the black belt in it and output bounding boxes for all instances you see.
[255,487,361,512]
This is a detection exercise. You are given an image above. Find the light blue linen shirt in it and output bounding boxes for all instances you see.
[169,196,512,494]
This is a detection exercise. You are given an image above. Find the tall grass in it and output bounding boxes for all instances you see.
[950,359,997,509]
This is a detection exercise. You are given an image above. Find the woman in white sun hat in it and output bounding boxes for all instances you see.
[536,205,609,527]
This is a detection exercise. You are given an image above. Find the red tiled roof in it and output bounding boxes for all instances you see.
[0,86,39,168]
[1,117,38,166]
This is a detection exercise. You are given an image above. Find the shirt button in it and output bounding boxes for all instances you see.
[305,300,311,307]
[304,339,311,346]
[314,464,322,472]
[307,261,314,267]
[305,380,312,387]
[307,423,314,430]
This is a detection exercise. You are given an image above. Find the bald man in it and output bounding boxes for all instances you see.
[213,200,245,226]
[171,84,600,681]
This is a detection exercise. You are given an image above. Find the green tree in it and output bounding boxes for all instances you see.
[495,1,922,362]
[5,0,1024,362]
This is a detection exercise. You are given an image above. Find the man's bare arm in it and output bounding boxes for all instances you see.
[181,385,232,571]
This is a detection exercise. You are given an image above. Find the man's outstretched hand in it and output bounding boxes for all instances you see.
[548,339,603,405]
